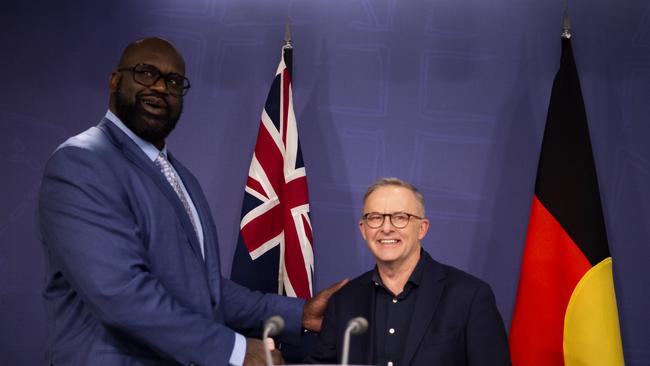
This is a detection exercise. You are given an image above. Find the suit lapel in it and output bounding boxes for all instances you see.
[97,119,205,263]
[401,252,446,366]
[346,272,377,365]
[364,282,377,365]
[167,153,221,281]
[165,152,206,262]
[169,154,223,297]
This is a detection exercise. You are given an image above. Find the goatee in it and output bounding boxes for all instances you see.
[113,83,182,145]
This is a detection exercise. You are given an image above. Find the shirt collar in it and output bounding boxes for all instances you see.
[104,110,167,162]
[372,248,426,288]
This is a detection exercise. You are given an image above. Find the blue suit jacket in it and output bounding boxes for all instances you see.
[39,119,303,366]
[305,251,511,365]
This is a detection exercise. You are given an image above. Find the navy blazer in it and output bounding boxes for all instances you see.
[305,251,511,365]
[39,119,303,366]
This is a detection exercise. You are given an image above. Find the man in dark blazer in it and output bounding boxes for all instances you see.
[39,37,342,366]
[305,178,511,366]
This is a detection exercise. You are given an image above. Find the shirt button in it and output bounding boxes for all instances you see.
[388,361,394,366]
[389,328,395,334]
[392,298,398,303]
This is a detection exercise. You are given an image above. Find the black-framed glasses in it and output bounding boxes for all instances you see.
[362,212,423,229]
[117,63,191,96]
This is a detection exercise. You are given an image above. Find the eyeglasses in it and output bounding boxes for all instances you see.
[117,63,191,96]
[361,212,423,229]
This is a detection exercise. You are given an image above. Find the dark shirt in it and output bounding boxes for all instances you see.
[371,253,425,366]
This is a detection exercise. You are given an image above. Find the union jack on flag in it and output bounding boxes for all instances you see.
[230,45,314,299]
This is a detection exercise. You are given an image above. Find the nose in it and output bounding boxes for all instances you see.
[380,216,394,233]
[149,76,169,94]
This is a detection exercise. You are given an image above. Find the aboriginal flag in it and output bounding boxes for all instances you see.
[509,37,625,365]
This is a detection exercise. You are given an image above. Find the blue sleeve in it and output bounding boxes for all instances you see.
[220,276,305,335]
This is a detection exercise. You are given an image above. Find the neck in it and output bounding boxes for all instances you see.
[376,250,420,295]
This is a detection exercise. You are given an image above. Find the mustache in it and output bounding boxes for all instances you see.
[136,91,170,108]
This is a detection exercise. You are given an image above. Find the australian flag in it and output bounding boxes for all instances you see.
[230,44,314,300]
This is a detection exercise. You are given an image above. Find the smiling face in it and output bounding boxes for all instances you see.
[359,185,429,271]
[109,38,185,149]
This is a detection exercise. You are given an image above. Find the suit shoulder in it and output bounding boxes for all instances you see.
[424,253,493,294]
[332,270,374,300]
[56,126,111,153]
[442,263,488,287]
[43,126,120,183]
[423,256,501,320]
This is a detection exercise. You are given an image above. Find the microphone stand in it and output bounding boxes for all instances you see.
[341,317,368,365]
[263,316,285,366]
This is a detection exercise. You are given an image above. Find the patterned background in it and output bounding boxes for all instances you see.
[1,0,649,364]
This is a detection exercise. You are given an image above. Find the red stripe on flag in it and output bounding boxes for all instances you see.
[246,176,268,199]
[283,176,309,209]
[283,208,310,298]
[509,195,591,366]
[254,120,284,199]
[282,176,311,298]
[241,204,283,252]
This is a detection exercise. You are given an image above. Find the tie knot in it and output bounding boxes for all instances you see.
[155,152,167,163]
[155,153,175,178]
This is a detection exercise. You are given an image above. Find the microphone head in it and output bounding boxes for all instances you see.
[264,315,285,337]
[347,317,368,335]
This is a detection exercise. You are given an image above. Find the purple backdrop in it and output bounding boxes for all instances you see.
[2,1,649,364]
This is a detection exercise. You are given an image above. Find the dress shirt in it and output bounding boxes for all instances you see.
[372,252,425,366]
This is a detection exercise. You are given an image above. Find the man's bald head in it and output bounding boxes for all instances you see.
[116,37,186,74]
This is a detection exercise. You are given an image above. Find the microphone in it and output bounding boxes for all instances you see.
[341,317,368,365]
[263,315,285,366]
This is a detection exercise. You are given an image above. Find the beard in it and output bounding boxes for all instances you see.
[113,80,182,145]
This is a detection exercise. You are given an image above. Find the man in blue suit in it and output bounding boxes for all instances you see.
[39,37,342,366]
[305,178,511,365]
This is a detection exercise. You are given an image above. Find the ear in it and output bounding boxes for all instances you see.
[417,218,430,240]
[359,220,368,241]
[109,71,121,92]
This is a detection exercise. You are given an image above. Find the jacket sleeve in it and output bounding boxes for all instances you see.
[302,292,340,364]
[465,282,512,365]
[220,276,305,335]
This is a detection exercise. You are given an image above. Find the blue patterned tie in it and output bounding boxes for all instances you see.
[154,153,199,238]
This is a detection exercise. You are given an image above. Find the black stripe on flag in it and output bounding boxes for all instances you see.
[534,38,610,266]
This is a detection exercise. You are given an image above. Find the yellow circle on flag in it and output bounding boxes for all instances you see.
[563,257,624,366]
